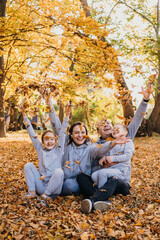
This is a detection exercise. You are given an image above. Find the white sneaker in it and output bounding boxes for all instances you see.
[24,192,37,198]
[93,201,111,211]
[80,199,92,214]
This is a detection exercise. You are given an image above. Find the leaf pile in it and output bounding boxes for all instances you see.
[0,132,159,239]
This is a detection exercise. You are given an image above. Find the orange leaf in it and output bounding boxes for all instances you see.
[106,137,114,142]
[97,144,102,148]
[40,176,45,180]
[84,135,90,138]
[116,114,125,120]
[75,160,81,164]
[105,103,111,108]
[149,74,157,83]
[65,165,72,170]
[44,116,51,123]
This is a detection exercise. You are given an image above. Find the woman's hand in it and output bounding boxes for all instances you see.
[111,136,130,148]
[142,81,152,101]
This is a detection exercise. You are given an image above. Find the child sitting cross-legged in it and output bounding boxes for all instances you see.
[91,123,135,188]
[21,104,70,203]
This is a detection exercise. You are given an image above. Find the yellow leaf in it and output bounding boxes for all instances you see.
[100,189,107,192]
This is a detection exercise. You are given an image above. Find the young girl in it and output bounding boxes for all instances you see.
[22,105,69,200]
[91,123,135,188]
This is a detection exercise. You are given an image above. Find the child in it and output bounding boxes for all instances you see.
[22,105,69,200]
[91,123,135,188]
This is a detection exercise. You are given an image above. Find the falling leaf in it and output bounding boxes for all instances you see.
[40,176,45,180]
[75,160,81,164]
[116,114,125,120]
[106,137,114,142]
[100,189,107,192]
[65,165,72,170]
[97,144,102,148]
[32,136,37,139]
[105,103,111,108]
[65,160,70,165]
[44,116,51,123]
[149,74,157,83]
[84,135,90,138]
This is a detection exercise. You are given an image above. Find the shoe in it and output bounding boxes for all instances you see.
[50,194,58,200]
[40,194,50,207]
[24,192,37,198]
[93,201,111,212]
[80,199,92,214]
[40,199,48,206]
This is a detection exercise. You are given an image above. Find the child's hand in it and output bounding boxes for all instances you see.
[142,81,152,100]
[99,157,106,166]
[105,156,113,164]
[65,104,71,121]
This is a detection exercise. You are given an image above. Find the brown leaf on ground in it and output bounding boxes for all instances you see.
[0,132,159,239]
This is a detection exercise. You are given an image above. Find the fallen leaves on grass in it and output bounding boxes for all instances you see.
[0,132,159,239]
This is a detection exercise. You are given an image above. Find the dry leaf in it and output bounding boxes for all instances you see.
[40,176,45,180]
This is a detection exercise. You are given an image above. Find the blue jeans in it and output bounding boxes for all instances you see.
[61,178,81,195]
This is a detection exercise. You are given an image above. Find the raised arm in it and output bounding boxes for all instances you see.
[57,105,70,153]
[21,108,41,152]
[48,97,62,135]
[128,82,151,139]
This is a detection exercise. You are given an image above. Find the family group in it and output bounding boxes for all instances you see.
[22,82,151,213]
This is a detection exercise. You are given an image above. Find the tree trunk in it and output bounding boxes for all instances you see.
[80,0,134,120]
[148,54,160,131]
[0,0,7,137]
[8,106,19,131]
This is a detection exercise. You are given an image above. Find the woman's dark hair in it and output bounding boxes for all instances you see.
[41,130,56,143]
[68,121,89,145]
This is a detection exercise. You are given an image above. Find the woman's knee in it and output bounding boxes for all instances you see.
[62,179,80,195]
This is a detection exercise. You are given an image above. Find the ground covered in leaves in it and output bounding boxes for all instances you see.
[0,131,159,239]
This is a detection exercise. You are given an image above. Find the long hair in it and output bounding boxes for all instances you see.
[41,130,57,144]
[67,122,89,145]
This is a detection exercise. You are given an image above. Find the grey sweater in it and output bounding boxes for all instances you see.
[95,100,148,183]
[62,141,113,180]
[24,116,68,183]
[50,99,148,183]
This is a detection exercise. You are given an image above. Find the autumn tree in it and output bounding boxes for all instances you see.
[80,0,134,120]
[100,0,160,132]
[1,0,138,136]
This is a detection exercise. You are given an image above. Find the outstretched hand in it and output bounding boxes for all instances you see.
[141,81,152,100]
[65,104,71,121]
[111,136,130,148]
